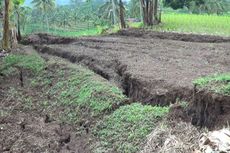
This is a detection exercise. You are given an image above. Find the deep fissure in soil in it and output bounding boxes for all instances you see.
[22,30,230,127]
[34,45,192,106]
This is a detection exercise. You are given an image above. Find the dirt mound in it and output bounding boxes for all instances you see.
[21,33,76,45]
[116,29,230,43]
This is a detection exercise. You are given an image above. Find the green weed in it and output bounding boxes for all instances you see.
[0,54,45,75]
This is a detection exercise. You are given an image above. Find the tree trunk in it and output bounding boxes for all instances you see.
[153,0,158,24]
[119,0,126,29]
[139,0,143,22]
[140,0,147,25]
[45,14,49,33]
[2,0,10,50]
[112,0,117,25]
[148,0,153,25]
[158,0,162,23]
[140,0,160,26]
[17,11,22,41]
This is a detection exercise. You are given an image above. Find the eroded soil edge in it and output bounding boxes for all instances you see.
[34,45,192,106]
[22,31,230,127]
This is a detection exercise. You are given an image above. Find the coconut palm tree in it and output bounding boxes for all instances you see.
[129,0,142,20]
[99,0,126,28]
[119,0,126,28]
[13,0,25,41]
[31,0,55,32]
[99,0,119,25]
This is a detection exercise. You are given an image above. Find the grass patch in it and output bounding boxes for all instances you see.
[34,58,127,117]
[133,14,230,36]
[0,53,45,76]
[94,103,169,153]
[157,14,230,36]
[193,73,230,95]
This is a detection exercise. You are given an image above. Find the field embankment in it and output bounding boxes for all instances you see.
[24,29,230,129]
[23,30,230,108]
[0,48,172,153]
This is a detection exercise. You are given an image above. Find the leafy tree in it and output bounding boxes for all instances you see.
[198,0,230,14]
[55,6,72,27]
[31,0,55,32]
[163,0,205,10]
[99,0,119,24]
[128,0,142,19]
[99,0,126,28]
[19,7,32,32]
[13,0,25,41]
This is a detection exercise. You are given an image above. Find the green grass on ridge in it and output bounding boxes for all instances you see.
[193,73,230,95]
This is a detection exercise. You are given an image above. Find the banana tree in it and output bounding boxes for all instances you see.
[99,0,119,25]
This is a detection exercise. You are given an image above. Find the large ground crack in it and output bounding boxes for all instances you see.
[34,45,192,106]
[21,30,230,128]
